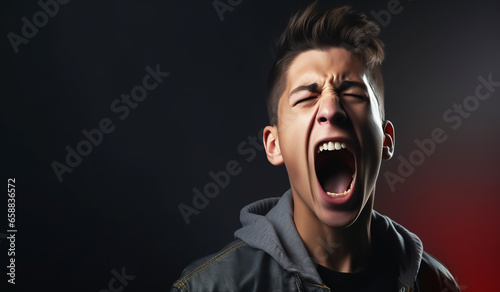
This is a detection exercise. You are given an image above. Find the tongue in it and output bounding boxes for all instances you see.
[321,163,353,194]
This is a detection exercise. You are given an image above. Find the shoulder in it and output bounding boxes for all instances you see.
[171,240,291,292]
[416,252,460,292]
[172,240,248,291]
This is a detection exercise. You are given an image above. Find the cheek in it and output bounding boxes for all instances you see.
[279,119,308,166]
[278,111,316,190]
[360,121,385,185]
[347,101,383,138]
[348,104,384,167]
[346,104,370,140]
[279,107,316,148]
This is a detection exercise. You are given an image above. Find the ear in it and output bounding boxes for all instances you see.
[382,120,395,160]
[263,125,284,166]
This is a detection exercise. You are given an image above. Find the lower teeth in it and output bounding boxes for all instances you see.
[325,178,354,198]
[326,190,349,198]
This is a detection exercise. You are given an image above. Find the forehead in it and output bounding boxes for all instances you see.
[286,47,365,87]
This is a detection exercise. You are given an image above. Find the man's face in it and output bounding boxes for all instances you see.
[265,47,393,228]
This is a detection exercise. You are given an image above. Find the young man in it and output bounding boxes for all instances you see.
[172,4,460,291]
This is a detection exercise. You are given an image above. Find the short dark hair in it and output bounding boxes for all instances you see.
[266,3,385,125]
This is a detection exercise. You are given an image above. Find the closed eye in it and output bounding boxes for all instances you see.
[343,93,367,100]
[293,96,318,106]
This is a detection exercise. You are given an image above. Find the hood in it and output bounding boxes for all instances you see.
[234,189,424,287]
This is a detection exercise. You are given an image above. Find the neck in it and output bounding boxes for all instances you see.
[294,195,373,273]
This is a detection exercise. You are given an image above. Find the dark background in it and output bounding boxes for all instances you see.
[2,0,499,290]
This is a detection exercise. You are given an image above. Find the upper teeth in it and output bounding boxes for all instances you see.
[318,141,346,153]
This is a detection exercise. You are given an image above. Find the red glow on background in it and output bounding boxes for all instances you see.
[376,144,500,290]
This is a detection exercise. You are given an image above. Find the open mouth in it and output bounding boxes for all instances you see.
[315,141,356,198]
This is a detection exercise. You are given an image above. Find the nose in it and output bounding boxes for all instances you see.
[316,94,347,125]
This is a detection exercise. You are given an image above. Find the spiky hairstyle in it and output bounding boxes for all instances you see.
[266,3,385,125]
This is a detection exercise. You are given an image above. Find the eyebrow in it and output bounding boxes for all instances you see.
[289,83,320,99]
[289,80,368,99]
[335,80,368,94]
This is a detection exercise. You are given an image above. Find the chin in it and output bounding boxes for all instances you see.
[317,209,359,228]
[314,184,371,229]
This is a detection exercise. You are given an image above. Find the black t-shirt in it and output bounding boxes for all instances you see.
[316,243,399,291]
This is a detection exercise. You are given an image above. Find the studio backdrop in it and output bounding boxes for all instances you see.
[2,0,500,291]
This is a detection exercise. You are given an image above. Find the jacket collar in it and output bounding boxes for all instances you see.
[234,189,423,288]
